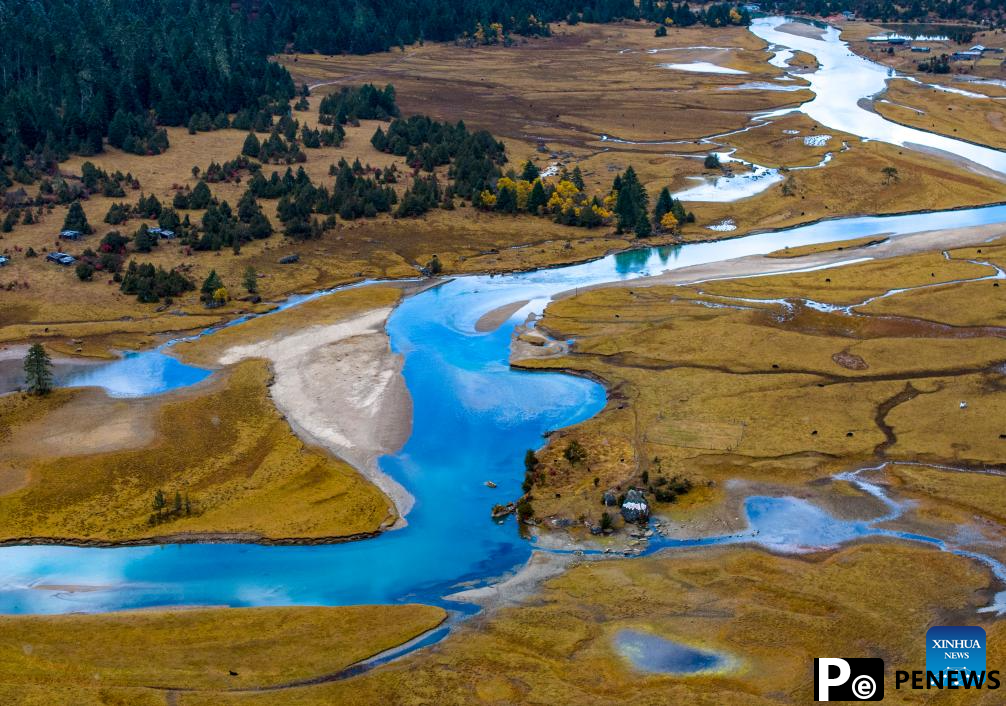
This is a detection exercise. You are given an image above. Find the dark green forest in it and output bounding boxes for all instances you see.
[765,0,1005,29]
[0,0,758,173]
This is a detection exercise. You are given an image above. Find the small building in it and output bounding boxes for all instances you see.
[887,36,907,45]
[46,252,76,265]
[911,46,931,53]
[952,51,982,61]
[970,44,987,54]
[148,227,175,239]
[59,229,83,241]
[841,10,856,19]
[988,47,1004,54]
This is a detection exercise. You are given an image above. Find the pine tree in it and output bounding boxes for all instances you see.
[243,266,258,294]
[153,489,166,515]
[200,269,224,304]
[23,343,53,395]
[527,180,547,214]
[242,132,261,158]
[571,166,585,190]
[521,160,540,181]
[63,201,92,234]
[654,186,674,223]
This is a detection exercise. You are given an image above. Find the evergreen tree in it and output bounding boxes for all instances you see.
[243,266,258,294]
[654,186,674,223]
[133,224,156,253]
[242,132,261,159]
[200,269,224,304]
[63,201,92,233]
[571,166,585,190]
[22,343,53,395]
[521,160,540,181]
[527,179,547,214]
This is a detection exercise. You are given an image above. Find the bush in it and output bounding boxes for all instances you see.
[75,261,95,281]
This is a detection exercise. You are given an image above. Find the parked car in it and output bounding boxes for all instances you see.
[46,252,76,265]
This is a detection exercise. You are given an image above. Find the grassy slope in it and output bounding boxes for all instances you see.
[0,604,446,705]
[0,358,394,542]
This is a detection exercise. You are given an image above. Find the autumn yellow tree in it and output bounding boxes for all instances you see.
[660,212,679,231]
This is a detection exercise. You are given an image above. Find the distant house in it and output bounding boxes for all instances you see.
[970,44,987,53]
[0,255,9,266]
[911,46,931,53]
[59,229,83,241]
[841,10,856,19]
[887,36,907,45]
[988,47,1004,54]
[46,252,76,265]
[148,227,176,239]
[952,51,982,60]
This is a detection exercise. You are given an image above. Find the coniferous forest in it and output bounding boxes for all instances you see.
[0,0,755,171]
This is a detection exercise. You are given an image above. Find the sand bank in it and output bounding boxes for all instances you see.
[474,300,530,332]
[568,223,1006,295]
[218,308,415,521]
[776,21,826,40]
[447,551,576,610]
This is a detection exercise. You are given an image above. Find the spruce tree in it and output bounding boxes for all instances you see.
[243,266,258,294]
[200,269,224,304]
[571,166,585,190]
[23,343,53,395]
[63,201,92,233]
[242,132,261,158]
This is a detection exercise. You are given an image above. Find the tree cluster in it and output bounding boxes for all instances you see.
[319,84,399,125]
[372,116,506,198]
[120,261,195,303]
[0,0,294,166]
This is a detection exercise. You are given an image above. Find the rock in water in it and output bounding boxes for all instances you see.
[621,488,650,523]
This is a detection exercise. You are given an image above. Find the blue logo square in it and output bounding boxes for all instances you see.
[927,626,986,686]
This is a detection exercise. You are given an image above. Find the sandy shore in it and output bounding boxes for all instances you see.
[218,308,415,522]
[777,21,826,40]
[474,299,530,332]
[560,223,1006,296]
[447,550,577,610]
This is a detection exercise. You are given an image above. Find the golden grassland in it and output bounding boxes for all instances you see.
[875,78,1006,150]
[0,359,394,542]
[0,604,446,705]
[860,241,1006,326]
[766,234,888,257]
[150,544,996,705]
[515,245,1006,528]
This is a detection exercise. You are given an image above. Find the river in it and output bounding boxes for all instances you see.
[3,16,1006,619]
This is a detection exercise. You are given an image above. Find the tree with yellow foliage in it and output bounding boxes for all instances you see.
[660,212,679,231]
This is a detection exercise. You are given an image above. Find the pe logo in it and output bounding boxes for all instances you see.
[927,626,986,685]
[814,658,885,701]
